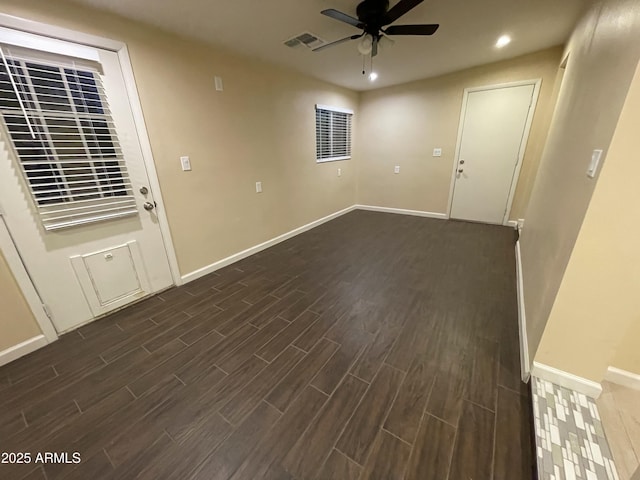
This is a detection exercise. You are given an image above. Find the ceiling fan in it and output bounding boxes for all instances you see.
[314,0,439,57]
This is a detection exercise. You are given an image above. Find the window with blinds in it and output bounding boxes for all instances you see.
[0,48,137,231]
[315,104,353,163]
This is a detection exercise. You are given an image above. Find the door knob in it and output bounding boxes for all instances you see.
[143,202,155,211]
[139,186,149,195]
[458,169,464,173]
[459,160,465,165]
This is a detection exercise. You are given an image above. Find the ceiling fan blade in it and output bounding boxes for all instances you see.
[321,9,364,29]
[382,0,425,26]
[385,24,439,35]
[312,34,363,52]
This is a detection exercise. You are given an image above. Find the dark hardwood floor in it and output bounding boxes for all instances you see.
[0,210,534,480]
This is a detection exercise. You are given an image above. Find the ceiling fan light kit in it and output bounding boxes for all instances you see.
[357,35,374,55]
[313,0,439,77]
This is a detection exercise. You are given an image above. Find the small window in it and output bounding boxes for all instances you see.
[315,104,353,163]
[0,47,137,231]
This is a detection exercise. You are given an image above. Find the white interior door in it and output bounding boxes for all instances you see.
[450,83,536,224]
[0,33,173,333]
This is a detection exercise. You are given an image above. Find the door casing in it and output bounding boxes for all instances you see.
[0,14,182,344]
[446,79,542,226]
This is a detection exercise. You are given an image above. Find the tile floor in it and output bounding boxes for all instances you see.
[597,381,640,480]
[0,212,532,480]
[532,377,619,480]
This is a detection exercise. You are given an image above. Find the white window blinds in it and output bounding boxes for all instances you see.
[315,104,353,163]
[0,46,137,231]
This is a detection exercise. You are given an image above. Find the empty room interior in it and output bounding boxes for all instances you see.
[1,0,639,479]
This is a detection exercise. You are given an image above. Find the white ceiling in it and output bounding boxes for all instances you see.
[71,0,588,91]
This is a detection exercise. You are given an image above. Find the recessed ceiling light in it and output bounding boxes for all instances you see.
[496,35,511,48]
[369,72,378,82]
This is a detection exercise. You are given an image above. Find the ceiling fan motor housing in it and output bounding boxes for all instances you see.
[313,0,438,56]
[356,0,390,29]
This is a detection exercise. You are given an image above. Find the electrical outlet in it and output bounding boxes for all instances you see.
[338,168,342,177]
[180,156,191,171]
[394,165,400,174]
[433,148,442,157]
[255,181,262,193]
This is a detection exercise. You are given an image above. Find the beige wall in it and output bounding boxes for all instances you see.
[0,0,358,276]
[521,0,640,366]
[0,251,42,351]
[612,320,640,375]
[534,59,640,381]
[356,47,563,220]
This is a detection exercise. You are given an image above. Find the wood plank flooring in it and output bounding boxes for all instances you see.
[0,210,534,479]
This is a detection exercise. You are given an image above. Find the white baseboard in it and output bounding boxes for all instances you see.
[506,219,526,231]
[182,204,450,284]
[532,362,603,398]
[605,366,640,391]
[0,335,48,367]
[182,205,357,283]
[355,204,448,220]
[515,240,530,382]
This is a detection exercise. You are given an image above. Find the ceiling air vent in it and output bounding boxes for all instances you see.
[284,32,325,49]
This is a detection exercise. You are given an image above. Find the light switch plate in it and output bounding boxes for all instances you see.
[394,166,400,174]
[215,76,224,91]
[587,149,603,178]
[433,148,442,157]
[180,156,191,171]
[337,168,342,177]
[255,181,262,193]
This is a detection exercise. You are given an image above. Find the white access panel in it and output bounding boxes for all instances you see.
[70,241,151,316]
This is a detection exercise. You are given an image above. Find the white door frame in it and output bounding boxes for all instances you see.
[0,14,183,344]
[0,211,58,342]
[446,79,542,225]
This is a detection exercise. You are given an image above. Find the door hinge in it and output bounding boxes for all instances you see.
[42,303,53,319]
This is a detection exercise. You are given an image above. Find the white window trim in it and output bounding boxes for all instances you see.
[0,14,184,345]
[315,104,354,115]
[0,26,100,62]
[317,155,351,163]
